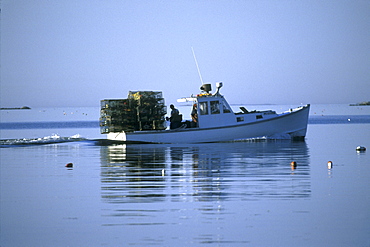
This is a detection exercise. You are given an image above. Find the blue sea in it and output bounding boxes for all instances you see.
[1,104,369,246]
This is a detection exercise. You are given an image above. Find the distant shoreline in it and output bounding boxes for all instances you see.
[349,101,370,106]
[0,106,31,110]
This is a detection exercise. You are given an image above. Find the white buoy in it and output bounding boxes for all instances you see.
[162,169,165,176]
[327,161,333,169]
[356,146,366,152]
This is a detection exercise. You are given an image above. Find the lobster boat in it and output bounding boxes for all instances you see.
[100,82,310,143]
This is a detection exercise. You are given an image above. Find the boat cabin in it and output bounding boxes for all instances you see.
[194,84,234,128]
[189,82,278,129]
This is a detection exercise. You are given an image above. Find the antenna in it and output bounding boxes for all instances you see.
[191,47,204,85]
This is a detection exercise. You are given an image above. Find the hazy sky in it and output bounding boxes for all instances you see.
[1,0,369,107]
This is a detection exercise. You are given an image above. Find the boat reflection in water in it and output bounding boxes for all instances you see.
[100,141,310,205]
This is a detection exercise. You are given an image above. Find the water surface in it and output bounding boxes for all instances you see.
[1,104,369,246]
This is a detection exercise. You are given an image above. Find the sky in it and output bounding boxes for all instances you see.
[1,0,369,107]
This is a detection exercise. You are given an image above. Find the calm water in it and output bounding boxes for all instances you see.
[1,104,369,246]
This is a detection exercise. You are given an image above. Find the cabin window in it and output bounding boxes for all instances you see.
[237,117,244,122]
[199,102,208,115]
[256,115,263,119]
[222,101,231,113]
[210,101,220,114]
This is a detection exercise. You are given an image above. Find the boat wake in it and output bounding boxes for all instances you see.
[0,134,88,147]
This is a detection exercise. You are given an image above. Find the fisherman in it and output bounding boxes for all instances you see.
[191,103,198,127]
[167,104,182,129]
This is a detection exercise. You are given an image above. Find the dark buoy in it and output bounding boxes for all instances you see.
[65,163,73,168]
[356,146,366,152]
[327,161,333,169]
[290,161,297,170]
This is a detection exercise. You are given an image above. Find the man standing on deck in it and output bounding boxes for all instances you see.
[191,103,198,127]
[168,104,182,129]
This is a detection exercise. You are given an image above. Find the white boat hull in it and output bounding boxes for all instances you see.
[107,104,310,143]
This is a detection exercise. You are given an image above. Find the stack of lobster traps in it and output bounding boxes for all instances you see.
[100,91,166,134]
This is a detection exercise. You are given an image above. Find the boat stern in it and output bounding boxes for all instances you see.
[107,132,127,141]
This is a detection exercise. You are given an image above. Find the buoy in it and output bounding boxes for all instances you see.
[327,161,333,169]
[65,163,73,168]
[290,161,297,169]
[161,169,165,176]
[356,146,366,152]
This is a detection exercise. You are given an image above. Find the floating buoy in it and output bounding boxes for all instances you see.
[356,146,366,152]
[327,161,333,169]
[290,161,297,169]
[65,163,73,168]
[161,169,165,176]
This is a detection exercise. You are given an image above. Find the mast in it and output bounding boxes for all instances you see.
[191,47,204,86]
